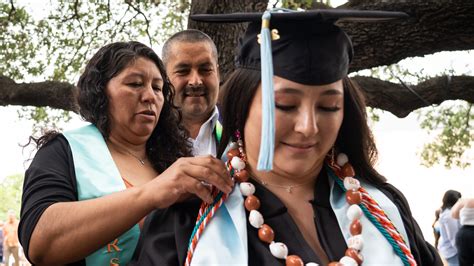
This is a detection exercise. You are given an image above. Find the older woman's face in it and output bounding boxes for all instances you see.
[106,57,164,143]
[244,76,344,178]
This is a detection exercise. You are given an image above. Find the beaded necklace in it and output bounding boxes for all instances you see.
[185,133,417,266]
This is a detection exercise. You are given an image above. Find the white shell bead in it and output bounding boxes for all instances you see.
[346,204,363,220]
[339,256,358,266]
[305,263,319,266]
[348,234,364,251]
[230,156,246,171]
[229,142,239,149]
[337,153,349,167]
[269,242,288,259]
[343,177,361,191]
[248,210,264,228]
[239,182,255,196]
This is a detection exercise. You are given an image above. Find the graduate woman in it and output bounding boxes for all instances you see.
[130,9,442,266]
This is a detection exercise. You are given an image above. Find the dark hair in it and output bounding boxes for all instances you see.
[441,190,462,211]
[217,68,385,185]
[162,29,218,65]
[33,41,191,172]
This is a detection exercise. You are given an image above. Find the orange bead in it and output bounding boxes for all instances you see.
[345,248,364,264]
[244,195,261,211]
[258,224,274,244]
[234,169,249,182]
[328,262,343,266]
[341,163,355,177]
[226,148,240,161]
[346,189,362,205]
[350,219,362,235]
[285,255,304,266]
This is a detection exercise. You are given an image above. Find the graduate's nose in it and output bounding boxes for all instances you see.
[294,110,318,137]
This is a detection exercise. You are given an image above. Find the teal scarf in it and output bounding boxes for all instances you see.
[64,124,140,266]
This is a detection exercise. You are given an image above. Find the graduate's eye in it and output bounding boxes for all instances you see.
[318,106,341,112]
[275,104,296,112]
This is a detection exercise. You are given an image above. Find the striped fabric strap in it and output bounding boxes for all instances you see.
[185,163,234,266]
[327,165,417,266]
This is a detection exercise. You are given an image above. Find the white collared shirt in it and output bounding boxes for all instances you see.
[190,108,219,157]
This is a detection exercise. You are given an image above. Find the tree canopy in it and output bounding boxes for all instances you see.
[0,0,472,168]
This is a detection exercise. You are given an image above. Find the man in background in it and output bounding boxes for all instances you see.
[0,220,4,265]
[162,29,221,156]
[3,210,20,266]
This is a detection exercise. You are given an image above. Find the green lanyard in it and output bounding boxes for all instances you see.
[214,121,222,144]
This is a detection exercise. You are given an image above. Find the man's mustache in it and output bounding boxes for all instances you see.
[183,85,206,96]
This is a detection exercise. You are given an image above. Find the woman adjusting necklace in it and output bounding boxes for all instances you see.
[130,8,442,266]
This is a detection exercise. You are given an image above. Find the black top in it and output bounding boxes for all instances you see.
[130,168,442,265]
[20,135,85,266]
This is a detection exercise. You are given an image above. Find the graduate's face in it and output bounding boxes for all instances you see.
[106,57,164,143]
[244,76,344,177]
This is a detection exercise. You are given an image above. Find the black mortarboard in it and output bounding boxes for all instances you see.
[191,9,408,170]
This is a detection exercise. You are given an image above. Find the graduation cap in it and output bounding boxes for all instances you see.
[191,9,408,171]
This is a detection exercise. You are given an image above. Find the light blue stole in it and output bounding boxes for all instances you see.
[329,177,409,265]
[63,124,140,266]
[190,186,248,266]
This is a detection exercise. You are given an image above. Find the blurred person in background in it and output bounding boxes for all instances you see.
[438,190,462,266]
[451,198,474,266]
[3,210,20,266]
[0,219,4,265]
[432,208,441,248]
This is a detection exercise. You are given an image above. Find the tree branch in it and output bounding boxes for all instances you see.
[0,76,79,113]
[125,1,153,46]
[8,0,15,20]
[353,75,474,117]
[340,0,474,71]
[2,74,472,117]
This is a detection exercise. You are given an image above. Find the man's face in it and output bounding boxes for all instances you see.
[165,41,219,123]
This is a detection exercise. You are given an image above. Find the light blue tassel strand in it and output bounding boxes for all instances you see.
[257,11,275,171]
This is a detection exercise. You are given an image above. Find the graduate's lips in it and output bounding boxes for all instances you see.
[282,142,317,152]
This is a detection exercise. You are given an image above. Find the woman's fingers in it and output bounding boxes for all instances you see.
[152,156,234,208]
[189,156,233,185]
[184,159,233,194]
[186,179,214,203]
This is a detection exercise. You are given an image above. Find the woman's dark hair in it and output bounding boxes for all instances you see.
[441,190,462,211]
[217,68,385,185]
[33,41,191,172]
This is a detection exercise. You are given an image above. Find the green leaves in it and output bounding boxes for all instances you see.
[17,106,72,134]
[0,174,23,220]
[418,101,473,169]
[1,0,190,132]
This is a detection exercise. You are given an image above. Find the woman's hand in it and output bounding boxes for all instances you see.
[143,155,233,209]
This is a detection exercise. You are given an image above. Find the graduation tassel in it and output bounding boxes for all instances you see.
[257,11,275,171]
